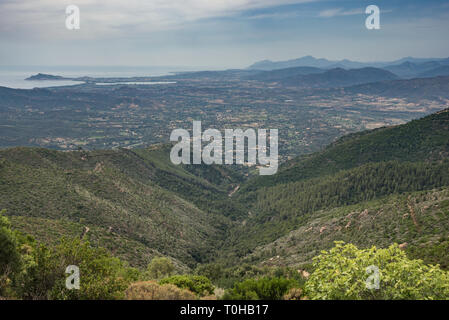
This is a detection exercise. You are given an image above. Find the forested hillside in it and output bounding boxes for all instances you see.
[240,108,449,191]
[0,145,243,268]
[223,109,449,265]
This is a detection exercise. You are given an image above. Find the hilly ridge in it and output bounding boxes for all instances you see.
[247,67,398,88]
[248,55,449,71]
[240,108,449,191]
[0,145,243,269]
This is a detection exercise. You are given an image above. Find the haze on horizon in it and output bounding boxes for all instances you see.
[1,0,449,69]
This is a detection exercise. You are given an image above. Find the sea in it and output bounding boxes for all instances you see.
[0,65,201,89]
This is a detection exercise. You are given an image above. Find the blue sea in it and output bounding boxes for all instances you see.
[0,65,201,89]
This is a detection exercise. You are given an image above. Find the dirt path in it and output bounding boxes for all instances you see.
[228,185,240,197]
[80,226,90,239]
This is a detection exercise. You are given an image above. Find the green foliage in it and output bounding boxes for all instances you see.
[242,108,449,190]
[159,275,214,297]
[147,257,175,279]
[305,242,449,300]
[0,210,21,274]
[196,263,306,290]
[223,277,298,300]
[49,238,138,300]
[0,210,21,295]
[13,243,60,300]
[0,146,233,267]
[195,263,225,283]
[0,213,141,300]
[240,187,449,268]
[246,160,449,227]
[407,237,449,270]
[2,108,449,300]
[227,160,449,261]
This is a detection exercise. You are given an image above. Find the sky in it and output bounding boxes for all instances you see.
[0,0,449,68]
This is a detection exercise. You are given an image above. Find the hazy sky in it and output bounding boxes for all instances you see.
[1,0,449,68]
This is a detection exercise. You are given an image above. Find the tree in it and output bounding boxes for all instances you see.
[13,243,61,300]
[160,275,214,297]
[0,210,21,296]
[305,241,449,300]
[223,277,297,300]
[0,212,140,300]
[49,238,139,300]
[147,257,175,279]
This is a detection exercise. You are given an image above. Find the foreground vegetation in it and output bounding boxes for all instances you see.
[2,210,448,300]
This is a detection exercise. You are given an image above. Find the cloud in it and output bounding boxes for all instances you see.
[0,0,320,39]
[318,8,363,18]
[245,12,301,20]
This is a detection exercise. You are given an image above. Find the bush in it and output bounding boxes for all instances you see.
[13,243,61,300]
[0,210,140,300]
[147,257,175,279]
[0,210,25,297]
[159,275,214,297]
[49,238,138,300]
[223,277,297,300]
[0,211,21,275]
[305,241,449,300]
[125,281,196,300]
[283,287,305,300]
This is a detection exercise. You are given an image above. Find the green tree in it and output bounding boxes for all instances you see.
[13,243,61,300]
[147,257,175,279]
[223,277,297,300]
[159,275,214,297]
[305,241,449,300]
[49,238,139,300]
[0,210,21,296]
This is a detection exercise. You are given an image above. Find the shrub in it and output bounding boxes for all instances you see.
[159,275,214,297]
[305,241,449,300]
[223,277,297,300]
[0,211,140,300]
[283,287,305,300]
[147,257,175,279]
[13,243,61,300]
[0,210,23,296]
[125,281,196,300]
[49,238,137,300]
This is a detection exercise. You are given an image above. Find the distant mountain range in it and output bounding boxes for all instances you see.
[169,56,449,88]
[243,55,449,87]
[248,55,449,71]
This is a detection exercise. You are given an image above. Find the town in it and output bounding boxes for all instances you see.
[170,121,279,175]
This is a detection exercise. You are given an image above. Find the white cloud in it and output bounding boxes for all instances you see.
[0,0,319,39]
[318,8,363,18]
